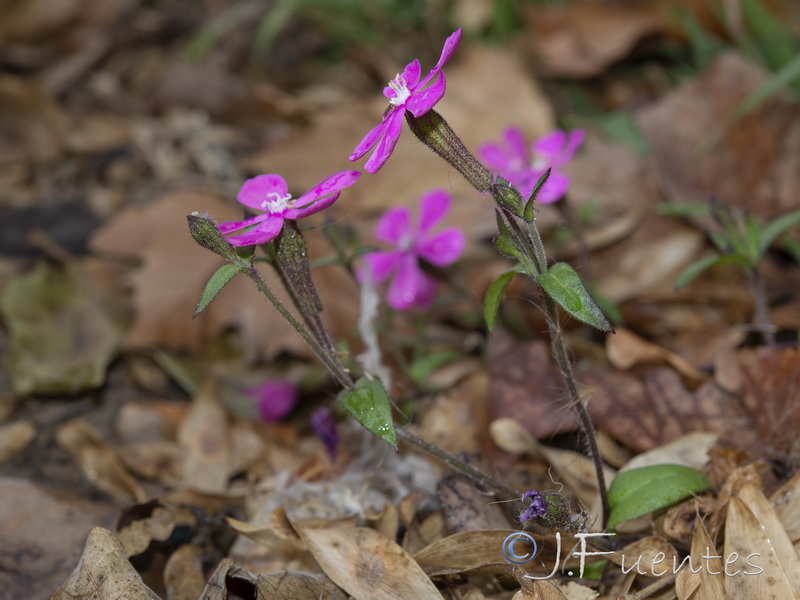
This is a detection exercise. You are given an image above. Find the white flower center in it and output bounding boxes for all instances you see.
[388,74,412,107]
[530,155,547,171]
[261,192,293,213]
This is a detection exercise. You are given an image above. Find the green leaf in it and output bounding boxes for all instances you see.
[194,264,242,317]
[535,263,614,332]
[339,377,397,450]
[758,209,800,258]
[674,253,749,289]
[607,465,711,531]
[523,169,551,223]
[484,269,519,331]
[743,214,760,264]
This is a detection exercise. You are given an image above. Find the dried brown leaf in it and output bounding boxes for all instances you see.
[163,544,206,600]
[736,483,800,590]
[606,327,708,387]
[51,527,160,600]
[723,497,799,599]
[56,418,147,502]
[584,367,752,453]
[292,521,445,600]
[523,1,667,78]
[489,334,579,439]
[771,470,800,545]
[684,518,726,600]
[176,378,234,493]
[637,53,800,219]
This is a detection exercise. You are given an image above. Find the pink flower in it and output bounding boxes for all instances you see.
[478,128,584,204]
[218,171,361,246]
[245,378,298,422]
[359,189,465,311]
[349,28,462,174]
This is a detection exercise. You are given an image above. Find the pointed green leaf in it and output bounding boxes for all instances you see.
[758,209,800,257]
[607,465,711,531]
[535,263,614,332]
[484,269,519,331]
[743,214,760,264]
[194,263,242,317]
[674,253,749,289]
[339,377,397,450]
[523,169,551,223]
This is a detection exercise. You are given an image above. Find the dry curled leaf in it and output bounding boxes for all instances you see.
[51,527,160,600]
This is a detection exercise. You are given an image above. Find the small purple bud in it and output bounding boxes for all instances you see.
[311,407,339,461]
[519,490,547,523]
[245,379,298,422]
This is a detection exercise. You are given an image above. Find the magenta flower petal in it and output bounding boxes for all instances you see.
[217,212,270,235]
[359,250,403,284]
[350,117,393,162]
[352,29,461,173]
[560,129,585,165]
[417,227,466,266]
[417,189,450,234]
[504,128,528,163]
[387,254,432,310]
[363,108,404,174]
[478,142,513,171]
[295,170,361,208]
[532,130,566,163]
[245,378,298,422]
[226,214,285,246]
[406,73,446,117]
[237,175,289,211]
[375,206,411,245]
[418,28,463,88]
[481,127,583,204]
[219,170,360,247]
[287,192,341,219]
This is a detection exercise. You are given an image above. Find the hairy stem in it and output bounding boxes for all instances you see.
[245,266,354,391]
[396,428,523,500]
[541,292,609,528]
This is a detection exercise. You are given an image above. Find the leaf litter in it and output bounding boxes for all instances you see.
[1,1,800,599]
